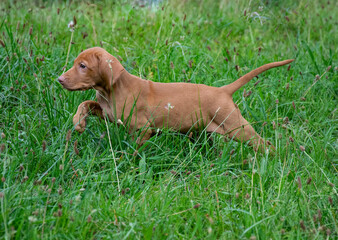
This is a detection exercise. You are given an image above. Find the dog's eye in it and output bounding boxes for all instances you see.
[80,63,86,69]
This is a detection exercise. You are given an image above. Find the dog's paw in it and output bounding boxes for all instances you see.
[73,114,86,133]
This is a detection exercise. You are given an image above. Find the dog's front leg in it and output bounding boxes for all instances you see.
[73,100,103,133]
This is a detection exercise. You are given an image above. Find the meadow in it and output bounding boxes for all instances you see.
[0,0,337,239]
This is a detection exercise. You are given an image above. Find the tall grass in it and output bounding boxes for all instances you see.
[0,0,337,239]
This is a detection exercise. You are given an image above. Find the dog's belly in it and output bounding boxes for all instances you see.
[146,104,210,132]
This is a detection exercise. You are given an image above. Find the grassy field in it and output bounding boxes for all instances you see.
[0,0,337,239]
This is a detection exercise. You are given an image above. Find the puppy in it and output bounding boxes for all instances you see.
[58,47,293,151]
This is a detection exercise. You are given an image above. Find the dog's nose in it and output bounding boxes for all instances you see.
[58,75,65,84]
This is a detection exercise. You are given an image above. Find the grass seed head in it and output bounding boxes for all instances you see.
[22,175,28,183]
[1,177,5,182]
[254,80,260,86]
[66,130,71,141]
[244,90,252,97]
[326,228,331,236]
[300,220,306,230]
[34,179,42,185]
[326,66,331,72]
[272,121,276,130]
[317,210,322,220]
[100,132,106,139]
[283,117,289,124]
[328,196,333,206]
[52,177,56,183]
[306,177,312,184]
[193,203,200,209]
[1,132,5,139]
[82,32,88,39]
[73,16,77,26]
[188,60,192,68]
[32,210,39,216]
[0,39,5,48]
[327,182,334,187]
[299,145,305,151]
[74,140,79,155]
[297,177,302,189]
[42,140,46,152]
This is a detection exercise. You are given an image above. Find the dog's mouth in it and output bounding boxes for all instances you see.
[60,84,92,91]
[60,83,93,92]
[58,79,92,91]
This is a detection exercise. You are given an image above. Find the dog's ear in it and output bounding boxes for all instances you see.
[95,52,124,89]
[95,52,112,89]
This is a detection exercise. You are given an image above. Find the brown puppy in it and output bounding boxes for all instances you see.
[58,47,293,152]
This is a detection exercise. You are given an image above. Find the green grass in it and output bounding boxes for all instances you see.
[0,0,337,239]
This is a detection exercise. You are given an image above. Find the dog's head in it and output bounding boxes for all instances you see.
[58,47,124,92]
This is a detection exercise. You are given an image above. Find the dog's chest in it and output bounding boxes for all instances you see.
[96,93,115,122]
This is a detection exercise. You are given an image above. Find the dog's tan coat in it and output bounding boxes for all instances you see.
[58,47,293,151]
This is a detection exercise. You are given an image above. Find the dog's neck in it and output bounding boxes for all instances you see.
[96,69,135,121]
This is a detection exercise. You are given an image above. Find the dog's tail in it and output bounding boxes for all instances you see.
[223,59,294,95]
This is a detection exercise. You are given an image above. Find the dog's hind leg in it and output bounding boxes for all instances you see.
[216,107,274,153]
